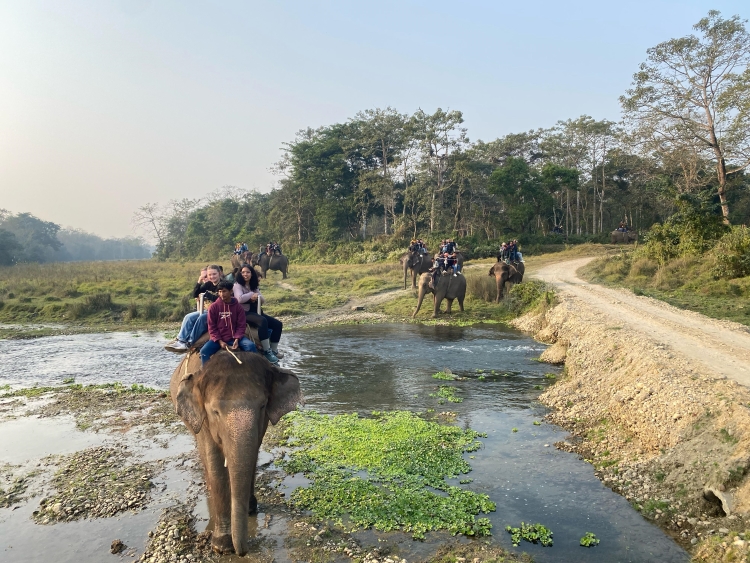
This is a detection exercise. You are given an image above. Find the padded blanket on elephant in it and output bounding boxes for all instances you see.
[191,325,262,351]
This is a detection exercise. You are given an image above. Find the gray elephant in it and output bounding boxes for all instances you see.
[231,251,253,270]
[171,351,303,555]
[255,253,289,279]
[401,251,432,289]
[488,261,525,302]
[412,271,466,318]
[611,230,638,244]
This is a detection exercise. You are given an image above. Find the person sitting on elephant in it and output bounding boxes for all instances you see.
[429,254,448,288]
[165,264,223,353]
[445,239,457,254]
[446,251,459,276]
[234,243,242,255]
[417,239,428,254]
[498,242,508,263]
[233,265,282,364]
[200,281,257,366]
[240,242,248,253]
[618,221,628,232]
[408,239,419,253]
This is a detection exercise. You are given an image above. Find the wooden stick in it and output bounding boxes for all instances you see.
[225,347,243,364]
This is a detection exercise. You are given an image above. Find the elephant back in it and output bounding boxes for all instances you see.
[191,324,262,351]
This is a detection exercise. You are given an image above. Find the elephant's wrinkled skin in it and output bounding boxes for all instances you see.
[413,271,466,318]
[611,230,638,244]
[171,352,303,556]
[255,253,289,279]
[488,261,525,302]
[401,251,432,289]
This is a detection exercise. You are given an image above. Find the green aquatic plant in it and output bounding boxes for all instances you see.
[580,532,599,547]
[511,428,518,433]
[533,421,541,426]
[544,373,557,379]
[505,522,553,547]
[477,375,486,381]
[430,385,463,404]
[279,410,495,539]
[432,371,455,381]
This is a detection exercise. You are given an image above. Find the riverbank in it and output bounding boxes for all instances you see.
[512,272,750,561]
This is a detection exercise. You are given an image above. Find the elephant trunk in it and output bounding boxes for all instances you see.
[413,280,428,318]
[228,446,256,556]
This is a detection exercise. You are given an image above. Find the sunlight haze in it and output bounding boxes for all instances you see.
[1,0,746,238]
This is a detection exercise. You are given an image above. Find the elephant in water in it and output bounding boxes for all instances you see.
[611,230,638,244]
[489,261,525,302]
[401,251,432,289]
[412,271,466,318]
[171,352,303,555]
[255,253,289,279]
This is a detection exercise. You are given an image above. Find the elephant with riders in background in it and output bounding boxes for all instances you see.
[412,270,466,318]
[488,260,525,302]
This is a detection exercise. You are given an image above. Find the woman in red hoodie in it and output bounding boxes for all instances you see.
[199,280,258,365]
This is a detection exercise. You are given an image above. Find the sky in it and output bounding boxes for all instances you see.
[1,0,748,239]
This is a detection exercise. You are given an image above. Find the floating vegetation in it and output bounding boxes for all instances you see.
[430,386,463,404]
[544,373,557,379]
[580,532,600,547]
[512,428,518,433]
[533,421,541,426]
[280,410,495,539]
[505,522,554,547]
[432,371,455,381]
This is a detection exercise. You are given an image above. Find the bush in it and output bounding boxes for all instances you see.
[68,292,113,319]
[629,258,658,279]
[142,299,162,320]
[502,280,554,315]
[125,301,139,320]
[466,273,497,302]
[169,294,194,321]
[712,226,750,280]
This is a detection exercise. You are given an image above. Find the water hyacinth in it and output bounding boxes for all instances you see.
[279,410,495,539]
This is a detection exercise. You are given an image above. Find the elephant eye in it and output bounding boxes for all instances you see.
[213,410,220,416]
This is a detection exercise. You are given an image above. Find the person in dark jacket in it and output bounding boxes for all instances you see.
[165,264,223,353]
[199,281,257,365]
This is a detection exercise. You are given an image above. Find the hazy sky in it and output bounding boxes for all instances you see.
[1,0,747,239]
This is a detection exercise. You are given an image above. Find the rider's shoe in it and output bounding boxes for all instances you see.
[272,350,284,359]
[263,350,280,364]
[165,340,189,353]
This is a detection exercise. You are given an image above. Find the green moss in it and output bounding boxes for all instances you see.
[505,522,553,547]
[430,385,463,404]
[279,410,494,539]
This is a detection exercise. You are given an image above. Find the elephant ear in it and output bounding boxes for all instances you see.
[175,372,205,434]
[488,266,495,276]
[267,366,304,425]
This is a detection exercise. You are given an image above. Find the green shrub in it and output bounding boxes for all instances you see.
[466,273,496,302]
[68,293,113,319]
[712,226,750,280]
[169,294,194,321]
[142,299,162,320]
[629,258,658,278]
[125,301,139,320]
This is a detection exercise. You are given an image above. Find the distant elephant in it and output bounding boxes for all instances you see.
[401,251,432,290]
[256,253,289,279]
[230,251,253,270]
[171,351,303,556]
[413,271,466,318]
[611,230,638,244]
[489,261,525,302]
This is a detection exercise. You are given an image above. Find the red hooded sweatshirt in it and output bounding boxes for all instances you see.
[207,297,247,342]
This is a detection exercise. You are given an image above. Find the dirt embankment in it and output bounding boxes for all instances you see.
[514,259,750,559]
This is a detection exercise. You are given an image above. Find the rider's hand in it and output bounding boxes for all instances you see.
[250,293,258,302]
[231,339,239,350]
[219,341,227,349]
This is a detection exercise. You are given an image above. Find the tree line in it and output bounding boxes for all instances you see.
[0,210,151,266]
[137,12,750,262]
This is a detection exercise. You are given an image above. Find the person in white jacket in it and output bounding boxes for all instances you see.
[232,264,284,362]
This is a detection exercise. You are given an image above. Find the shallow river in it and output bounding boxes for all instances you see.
[0,324,688,562]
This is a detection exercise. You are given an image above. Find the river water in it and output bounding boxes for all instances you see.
[0,324,688,562]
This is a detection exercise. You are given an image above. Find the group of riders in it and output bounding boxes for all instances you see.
[616,221,630,233]
[164,261,284,367]
[408,238,463,288]
[498,239,522,264]
[233,241,283,258]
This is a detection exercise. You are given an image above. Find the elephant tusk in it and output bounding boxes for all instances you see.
[224,458,228,468]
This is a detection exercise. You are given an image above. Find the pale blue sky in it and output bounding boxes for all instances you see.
[1,0,747,237]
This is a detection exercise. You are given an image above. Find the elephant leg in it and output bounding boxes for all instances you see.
[432,294,442,318]
[445,298,453,314]
[249,415,271,515]
[198,436,233,554]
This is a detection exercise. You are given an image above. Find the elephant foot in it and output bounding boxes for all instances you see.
[211,533,235,555]
[248,494,258,515]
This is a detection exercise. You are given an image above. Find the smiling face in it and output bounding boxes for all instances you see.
[241,267,253,283]
[207,267,221,284]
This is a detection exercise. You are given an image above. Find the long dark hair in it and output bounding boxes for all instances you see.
[234,264,259,291]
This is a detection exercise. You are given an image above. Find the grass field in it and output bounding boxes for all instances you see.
[0,254,558,337]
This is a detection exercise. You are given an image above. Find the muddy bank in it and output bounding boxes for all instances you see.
[512,291,750,560]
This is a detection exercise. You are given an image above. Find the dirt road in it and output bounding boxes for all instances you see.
[533,257,750,386]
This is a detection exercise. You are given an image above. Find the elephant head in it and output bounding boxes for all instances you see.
[170,352,303,556]
[489,261,525,302]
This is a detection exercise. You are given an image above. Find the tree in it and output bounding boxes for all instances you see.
[621,11,750,223]
[132,203,168,248]
[0,212,62,262]
[0,229,22,265]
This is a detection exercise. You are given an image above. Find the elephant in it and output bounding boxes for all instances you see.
[401,251,432,289]
[611,230,638,244]
[489,261,525,302]
[255,253,289,279]
[170,351,303,556]
[230,251,254,270]
[412,270,466,318]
